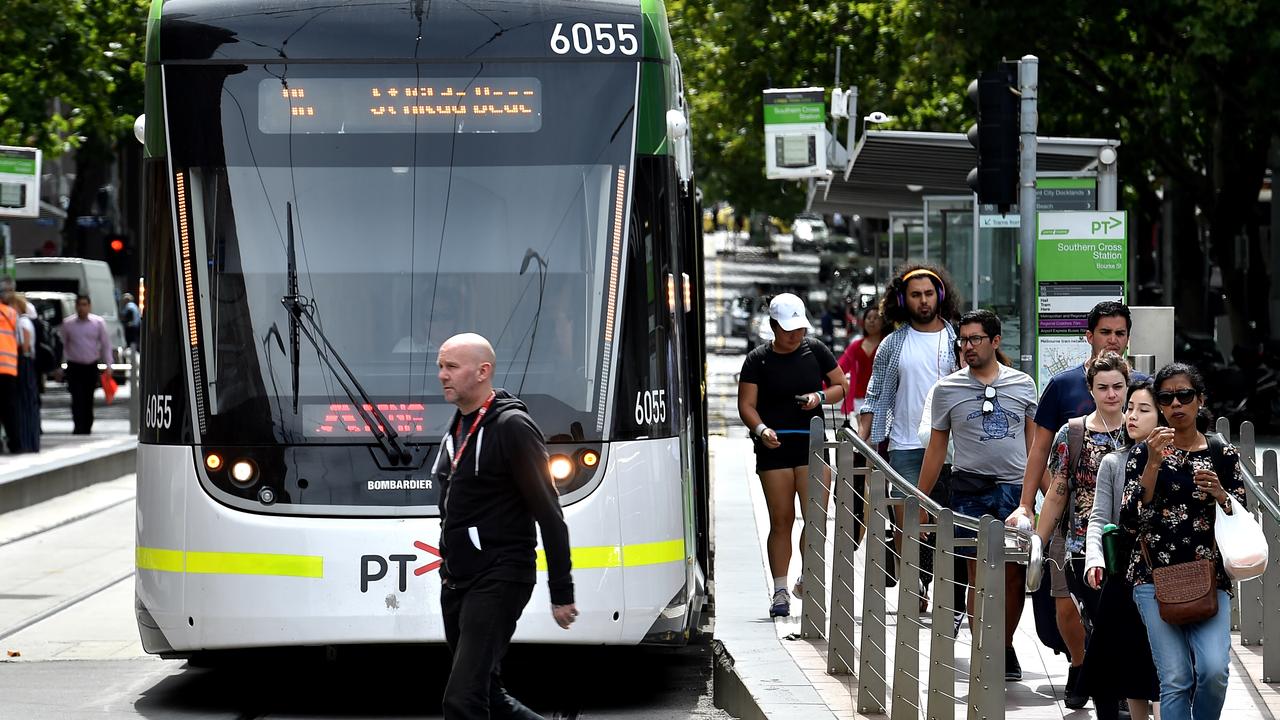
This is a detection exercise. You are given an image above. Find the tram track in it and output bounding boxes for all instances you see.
[0,569,135,642]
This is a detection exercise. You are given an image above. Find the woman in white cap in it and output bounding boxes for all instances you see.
[738,292,849,617]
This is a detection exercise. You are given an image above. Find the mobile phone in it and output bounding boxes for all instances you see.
[794,394,809,405]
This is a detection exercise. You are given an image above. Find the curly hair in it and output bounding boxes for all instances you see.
[879,263,961,327]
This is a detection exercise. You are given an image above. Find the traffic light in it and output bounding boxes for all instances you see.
[966,64,1019,213]
[105,233,129,275]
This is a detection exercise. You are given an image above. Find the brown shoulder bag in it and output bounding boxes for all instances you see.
[1141,538,1218,625]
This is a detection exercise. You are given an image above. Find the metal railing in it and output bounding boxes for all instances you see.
[799,417,1041,720]
[1215,418,1280,683]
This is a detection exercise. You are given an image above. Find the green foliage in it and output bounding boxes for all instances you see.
[669,0,1279,225]
[0,0,149,156]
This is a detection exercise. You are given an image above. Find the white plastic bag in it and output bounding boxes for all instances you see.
[1215,496,1269,581]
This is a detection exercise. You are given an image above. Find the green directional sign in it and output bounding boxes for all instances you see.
[1034,210,1128,386]
[0,145,41,219]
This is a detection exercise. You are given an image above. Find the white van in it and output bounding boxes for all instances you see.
[15,258,128,376]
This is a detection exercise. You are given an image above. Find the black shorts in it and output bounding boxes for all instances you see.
[754,431,821,473]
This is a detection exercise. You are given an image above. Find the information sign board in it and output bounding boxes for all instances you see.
[0,146,41,219]
[1034,210,1128,387]
[763,88,827,180]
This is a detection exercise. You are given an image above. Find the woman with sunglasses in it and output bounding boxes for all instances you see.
[1032,351,1131,715]
[1077,380,1161,720]
[1119,363,1248,720]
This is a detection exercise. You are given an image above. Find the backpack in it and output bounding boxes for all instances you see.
[34,317,61,374]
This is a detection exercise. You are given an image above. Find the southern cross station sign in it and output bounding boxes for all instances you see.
[763,88,828,180]
[0,146,41,219]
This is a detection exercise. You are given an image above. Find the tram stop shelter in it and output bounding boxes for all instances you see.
[808,129,1122,362]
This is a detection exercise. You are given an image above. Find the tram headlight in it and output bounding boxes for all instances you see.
[230,459,258,486]
[205,453,224,471]
[548,454,574,483]
[579,449,599,468]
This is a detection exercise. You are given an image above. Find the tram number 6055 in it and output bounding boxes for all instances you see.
[634,389,666,426]
[550,22,638,56]
[146,394,173,430]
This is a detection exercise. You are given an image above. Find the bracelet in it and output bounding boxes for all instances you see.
[753,423,768,438]
[817,389,826,403]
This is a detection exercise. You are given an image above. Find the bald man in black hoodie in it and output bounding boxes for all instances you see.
[435,333,575,720]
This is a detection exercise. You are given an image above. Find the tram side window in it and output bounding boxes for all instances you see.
[614,165,677,440]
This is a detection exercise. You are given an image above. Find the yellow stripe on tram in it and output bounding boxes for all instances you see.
[136,547,324,578]
[535,539,685,571]
[136,547,184,573]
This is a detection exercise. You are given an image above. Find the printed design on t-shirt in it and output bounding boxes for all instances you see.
[965,392,1020,442]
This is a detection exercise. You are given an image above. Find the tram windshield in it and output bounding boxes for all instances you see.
[165,61,637,444]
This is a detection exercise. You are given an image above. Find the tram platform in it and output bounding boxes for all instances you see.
[710,434,1280,719]
[0,382,136,514]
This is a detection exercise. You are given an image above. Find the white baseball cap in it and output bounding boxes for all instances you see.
[768,293,811,332]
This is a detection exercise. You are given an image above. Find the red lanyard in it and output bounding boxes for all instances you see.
[450,392,495,474]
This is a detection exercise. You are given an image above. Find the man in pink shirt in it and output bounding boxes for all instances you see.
[59,295,113,434]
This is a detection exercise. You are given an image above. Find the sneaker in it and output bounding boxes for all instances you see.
[1064,665,1088,709]
[792,578,804,599]
[769,589,791,618]
[1005,646,1022,681]
[952,611,964,638]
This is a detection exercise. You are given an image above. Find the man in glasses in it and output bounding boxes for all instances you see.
[917,309,1038,681]
[1005,300,1146,707]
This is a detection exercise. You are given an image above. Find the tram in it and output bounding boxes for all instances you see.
[134,0,708,655]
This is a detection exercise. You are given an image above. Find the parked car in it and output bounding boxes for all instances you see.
[791,213,829,252]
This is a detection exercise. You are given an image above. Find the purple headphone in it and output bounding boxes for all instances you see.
[896,268,946,306]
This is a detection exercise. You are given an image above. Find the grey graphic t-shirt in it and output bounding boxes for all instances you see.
[931,364,1039,483]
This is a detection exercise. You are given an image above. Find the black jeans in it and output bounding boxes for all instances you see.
[0,374,17,452]
[441,576,541,720]
[65,362,99,434]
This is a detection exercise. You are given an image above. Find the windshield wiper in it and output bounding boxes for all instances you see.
[280,203,411,465]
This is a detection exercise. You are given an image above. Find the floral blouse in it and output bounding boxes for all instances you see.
[1047,424,1128,554]
[1119,440,1249,592]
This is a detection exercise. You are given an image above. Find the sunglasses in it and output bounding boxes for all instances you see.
[1156,389,1198,406]
[981,385,997,414]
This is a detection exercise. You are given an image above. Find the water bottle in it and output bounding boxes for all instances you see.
[1102,523,1122,574]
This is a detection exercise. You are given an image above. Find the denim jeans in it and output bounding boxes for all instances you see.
[1132,584,1232,720]
[887,448,926,499]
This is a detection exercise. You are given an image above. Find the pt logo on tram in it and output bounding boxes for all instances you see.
[360,541,442,592]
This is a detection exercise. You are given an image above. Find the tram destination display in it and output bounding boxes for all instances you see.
[258,77,543,134]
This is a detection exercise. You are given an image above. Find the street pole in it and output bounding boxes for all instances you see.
[1018,55,1039,378]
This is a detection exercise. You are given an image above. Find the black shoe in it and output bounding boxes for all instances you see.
[1005,646,1022,681]
[1064,665,1088,709]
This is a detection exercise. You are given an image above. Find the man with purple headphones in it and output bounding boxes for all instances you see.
[858,264,960,610]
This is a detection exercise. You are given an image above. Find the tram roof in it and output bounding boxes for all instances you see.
[810,130,1120,218]
[155,0,670,64]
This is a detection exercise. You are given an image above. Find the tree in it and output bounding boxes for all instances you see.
[0,0,148,256]
[668,0,1280,338]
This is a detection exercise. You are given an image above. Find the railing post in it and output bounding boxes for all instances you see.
[1262,450,1280,682]
[968,517,1005,720]
[859,468,889,715]
[927,509,957,720]
[1238,422,1264,644]
[892,495,923,720]
[828,441,863,674]
[801,416,830,639]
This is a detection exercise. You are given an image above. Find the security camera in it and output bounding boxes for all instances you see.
[866,111,891,124]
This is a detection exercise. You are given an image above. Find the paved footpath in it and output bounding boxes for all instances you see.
[0,381,133,482]
[712,433,1280,719]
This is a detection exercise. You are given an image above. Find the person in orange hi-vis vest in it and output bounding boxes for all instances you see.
[0,292,21,452]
